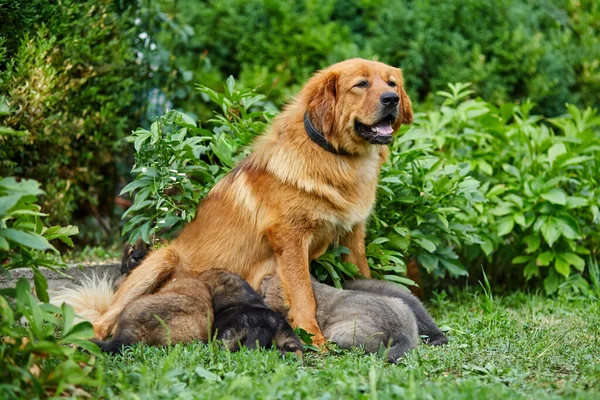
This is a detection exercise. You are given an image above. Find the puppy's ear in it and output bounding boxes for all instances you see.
[400,86,413,125]
[306,71,338,137]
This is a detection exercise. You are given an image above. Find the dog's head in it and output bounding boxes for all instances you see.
[302,58,412,154]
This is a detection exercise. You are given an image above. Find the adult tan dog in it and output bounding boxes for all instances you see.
[93,58,412,346]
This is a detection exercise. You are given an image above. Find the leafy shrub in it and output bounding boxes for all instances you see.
[0,0,143,232]
[420,83,600,293]
[121,78,274,244]
[149,0,599,117]
[0,177,99,398]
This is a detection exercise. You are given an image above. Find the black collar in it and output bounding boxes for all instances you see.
[304,112,351,156]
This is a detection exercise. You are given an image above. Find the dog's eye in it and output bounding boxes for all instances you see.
[354,80,369,88]
[388,81,397,87]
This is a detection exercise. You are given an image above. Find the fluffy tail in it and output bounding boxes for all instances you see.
[51,273,116,324]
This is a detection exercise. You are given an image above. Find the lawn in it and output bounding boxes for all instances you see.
[95,289,600,399]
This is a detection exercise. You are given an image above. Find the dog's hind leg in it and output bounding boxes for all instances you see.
[93,247,180,339]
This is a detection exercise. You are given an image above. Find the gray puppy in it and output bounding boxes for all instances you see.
[261,275,419,363]
[343,279,448,346]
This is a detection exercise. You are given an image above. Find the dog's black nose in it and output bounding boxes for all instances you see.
[380,92,400,107]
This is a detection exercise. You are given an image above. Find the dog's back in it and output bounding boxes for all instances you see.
[262,276,419,362]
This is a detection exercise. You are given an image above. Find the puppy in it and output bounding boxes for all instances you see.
[202,270,303,356]
[93,59,414,346]
[343,279,448,346]
[92,270,213,353]
[261,275,419,363]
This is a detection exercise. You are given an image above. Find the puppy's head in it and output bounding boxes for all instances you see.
[120,240,149,275]
[302,58,412,154]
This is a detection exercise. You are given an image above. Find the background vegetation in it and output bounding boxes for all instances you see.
[2,0,599,291]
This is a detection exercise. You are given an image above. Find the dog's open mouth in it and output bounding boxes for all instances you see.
[355,116,395,144]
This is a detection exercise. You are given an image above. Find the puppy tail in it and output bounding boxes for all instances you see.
[51,273,116,324]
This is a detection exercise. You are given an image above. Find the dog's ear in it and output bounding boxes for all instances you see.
[400,86,413,125]
[306,71,338,137]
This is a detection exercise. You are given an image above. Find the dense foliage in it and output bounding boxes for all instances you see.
[0,177,99,398]
[151,0,600,118]
[2,0,599,242]
[0,0,142,234]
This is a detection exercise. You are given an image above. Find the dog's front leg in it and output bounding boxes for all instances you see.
[267,227,326,347]
[340,223,371,278]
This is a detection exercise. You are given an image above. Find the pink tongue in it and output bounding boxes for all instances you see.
[372,121,394,135]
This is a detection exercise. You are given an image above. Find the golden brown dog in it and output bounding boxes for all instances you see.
[93,58,412,346]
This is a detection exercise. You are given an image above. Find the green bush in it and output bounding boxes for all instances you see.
[0,177,100,398]
[150,0,599,117]
[0,0,142,232]
[418,83,600,293]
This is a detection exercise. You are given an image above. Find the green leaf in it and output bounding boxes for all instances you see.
[512,255,532,264]
[0,194,22,215]
[33,269,49,303]
[555,215,581,240]
[44,225,79,247]
[541,218,561,247]
[541,188,567,205]
[536,252,554,267]
[544,270,560,294]
[439,258,468,277]
[496,216,514,236]
[554,258,570,278]
[418,254,438,273]
[414,237,436,253]
[547,143,567,166]
[62,321,95,342]
[523,235,541,254]
[61,303,75,336]
[195,366,220,382]
[0,228,53,250]
[558,253,585,272]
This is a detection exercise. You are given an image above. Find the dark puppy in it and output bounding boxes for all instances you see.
[201,270,303,356]
[117,246,302,356]
[92,270,213,353]
[343,279,448,346]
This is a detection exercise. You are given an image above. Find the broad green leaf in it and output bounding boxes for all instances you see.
[62,321,95,342]
[541,188,567,205]
[33,269,49,303]
[414,237,436,253]
[523,235,541,254]
[555,215,581,240]
[418,254,438,272]
[559,252,585,271]
[536,251,554,266]
[544,270,560,294]
[496,216,514,236]
[0,194,22,214]
[439,258,468,277]
[554,258,570,278]
[61,303,75,336]
[541,218,561,247]
[547,143,567,166]
[512,255,532,264]
[0,228,53,250]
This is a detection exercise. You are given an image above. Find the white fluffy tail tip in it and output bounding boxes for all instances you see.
[51,272,116,324]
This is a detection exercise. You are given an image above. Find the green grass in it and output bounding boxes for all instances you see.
[93,290,600,399]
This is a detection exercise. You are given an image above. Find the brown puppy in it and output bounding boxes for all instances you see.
[92,270,213,353]
[93,59,413,345]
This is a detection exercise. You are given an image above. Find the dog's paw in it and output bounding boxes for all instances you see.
[93,323,110,340]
